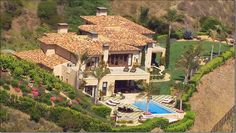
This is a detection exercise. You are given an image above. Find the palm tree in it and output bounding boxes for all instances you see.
[92,61,110,104]
[136,80,152,113]
[209,29,217,60]
[172,82,187,111]
[143,82,152,114]
[73,51,90,89]
[164,9,184,68]
[215,25,228,55]
[177,44,202,82]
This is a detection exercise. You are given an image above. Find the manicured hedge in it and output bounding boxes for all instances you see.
[163,111,195,132]
[112,118,169,132]
[190,48,234,85]
[92,105,112,118]
[0,90,112,132]
[182,84,196,102]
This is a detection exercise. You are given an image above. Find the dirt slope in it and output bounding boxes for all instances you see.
[189,59,235,132]
[111,0,234,29]
[0,106,62,132]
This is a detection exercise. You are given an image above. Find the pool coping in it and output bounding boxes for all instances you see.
[132,100,177,115]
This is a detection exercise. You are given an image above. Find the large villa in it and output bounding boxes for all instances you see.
[14,7,166,98]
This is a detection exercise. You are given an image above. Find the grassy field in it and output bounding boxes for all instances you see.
[151,40,231,95]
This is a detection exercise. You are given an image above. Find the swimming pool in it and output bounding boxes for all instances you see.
[133,101,174,114]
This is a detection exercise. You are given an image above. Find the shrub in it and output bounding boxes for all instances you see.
[0,105,9,123]
[190,47,234,85]
[156,34,167,43]
[183,30,193,40]
[0,79,4,86]
[19,84,28,93]
[196,31,208,36]
[112,118,169,132]
[12,67,24,77]
[11,79,19,87]
[0,90,112,132]
[92,105,112,118]
[171,29,184,39]
[37,0,59,27]
[200,16,222,32]
[220,49,234,61]
[163,111,195,132]
[3,85,10,90]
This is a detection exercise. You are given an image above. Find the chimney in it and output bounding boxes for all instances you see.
[103,43,109,63]
[57,23,68,33]
[88,31,98,41]
[96,7,108,16]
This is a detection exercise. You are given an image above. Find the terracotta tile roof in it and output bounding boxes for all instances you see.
[39,32,107,56]
[79,25,155,47]
[13,49,69,69]
[39,32,139,55]
[80,16,155,34]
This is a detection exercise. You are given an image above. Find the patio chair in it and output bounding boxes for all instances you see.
[123,65,129,72]
[106,100,117,106]
[162,97,173,104]
[109,99,120,104]
[126,108,134,113]
[130,67,136,73]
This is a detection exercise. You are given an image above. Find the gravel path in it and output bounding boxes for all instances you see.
[189,59,235,132]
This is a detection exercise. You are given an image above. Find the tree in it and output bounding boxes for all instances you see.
[177,44,202,82]
[215,25,228,55]
[37,0,59,27]
[172,82,187,111]
[209,29,217,60]
[143,82,152,113]
[163,9,184,68]
[92,61,110,104]
[139,6,149,26]
[73,51,90,89]
[200,16,222,32]
[136,80,153,113]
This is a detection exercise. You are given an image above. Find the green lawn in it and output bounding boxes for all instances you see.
[151,40,231,95]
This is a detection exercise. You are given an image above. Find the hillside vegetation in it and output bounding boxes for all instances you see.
[110,0,234,31]
[0,0,234,52]
[0,105,62,132]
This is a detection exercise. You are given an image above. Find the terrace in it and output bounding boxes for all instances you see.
[101,93,184,125]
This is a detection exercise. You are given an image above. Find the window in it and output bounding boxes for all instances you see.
[102,82,107,95]
[85,86,94,96]
[108,54,129,66]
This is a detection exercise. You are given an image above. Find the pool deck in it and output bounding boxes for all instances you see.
[100,93,184,124]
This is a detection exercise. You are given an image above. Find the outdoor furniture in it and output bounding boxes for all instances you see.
[162,97,173,104]
[139,114,154,121]
[109,99,120,104]
[126,108,134,113]
[118,106,134,113]
[123,66,129,72]
[106,100,117,106]
[130,67,136,73]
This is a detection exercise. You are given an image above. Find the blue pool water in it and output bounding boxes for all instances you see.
[133,101,174,114]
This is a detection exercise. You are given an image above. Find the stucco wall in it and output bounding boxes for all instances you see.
[145,43,153,68]
[40,43,55,56]
[84,71,150,96]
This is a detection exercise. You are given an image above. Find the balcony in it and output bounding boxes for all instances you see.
[108,67,149,76]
